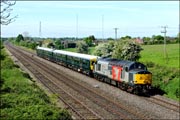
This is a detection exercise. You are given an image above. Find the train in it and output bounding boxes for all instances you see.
[36,46,152,94]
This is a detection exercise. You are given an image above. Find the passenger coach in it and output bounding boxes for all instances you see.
[53,50,99,76]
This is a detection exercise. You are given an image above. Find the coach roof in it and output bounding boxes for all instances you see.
[37,46,54,52]
[53,50,99,60]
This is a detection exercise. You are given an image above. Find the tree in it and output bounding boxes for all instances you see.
[54,40,63,49]
[142,37,151,45]
[47,42,55,48]
[28,42,37,50]
[112,39,143,61]
[84,35,96,47]
[93,41,115,57]
[76,41,88,54]
[1,0,17,25]
[112,40,126,59]
[0,40,5,60]
[107,37,114,41]
[121,35,132,40]
[152,35,164,44]
[16,34,24,43]
[121,42,143,61]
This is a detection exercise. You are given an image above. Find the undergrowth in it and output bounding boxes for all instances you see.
[144,61,179,101]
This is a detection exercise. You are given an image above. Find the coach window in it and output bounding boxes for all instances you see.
[97,64,101,71]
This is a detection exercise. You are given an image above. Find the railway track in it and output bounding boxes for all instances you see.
[6,44,102,119]
[6,43,153,119]
[145,95,179,113]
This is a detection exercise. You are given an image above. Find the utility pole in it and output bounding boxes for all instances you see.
[39,21,41,38]
[114,28,118,40]
[161,25,168,63]
[76,14,78,41]
[102,15,104,41]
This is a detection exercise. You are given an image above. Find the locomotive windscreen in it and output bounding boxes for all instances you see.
[129,62,147,71]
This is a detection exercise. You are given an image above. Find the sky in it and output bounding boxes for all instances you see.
[1,1,179,38]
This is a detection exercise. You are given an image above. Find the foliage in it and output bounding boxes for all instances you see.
[93,41,114,57]
[121,35,132,40]
[76,41,88,54]
[112,39,143,61]
[107,37,114,41]
[54,40,64,49]
[152,35,164,44]
[84,35,96,47]
[16,34,24,43]
[142,37,151,45]
[47,42,55,48]
[42,39,54,48]
[146,64,179,101]
[1,48,72,119]
[121,42,143,61]
[28,42,37,49]
[0,41,5,60]
[0,0,17,25]
[112,40,125,59]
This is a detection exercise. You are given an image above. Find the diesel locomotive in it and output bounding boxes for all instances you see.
[36,46,152,94]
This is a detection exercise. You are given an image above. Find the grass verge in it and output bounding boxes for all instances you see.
[0,47,72,119]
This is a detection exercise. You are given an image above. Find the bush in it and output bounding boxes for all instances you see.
[149,64,179,101]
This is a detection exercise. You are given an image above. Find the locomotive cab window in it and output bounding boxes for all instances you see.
[129,63,147,70]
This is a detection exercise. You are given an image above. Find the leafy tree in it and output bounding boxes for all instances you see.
[84,35,96,47]
[76,41,88,54]
[55,40,63,49]
[112,39,143,61]
[0,41,5,60]
[107,37,114,41]
[121,35,132,40]
[42,39,53,47]
[121,42,143,61]
[37,41,43,47]
[28,42,37,50]
[112,40,127,59]
[1,0,17,25]
[152,35,164,44]
[142,37,151,45]
[93,41,115,57]
[16,34,24,43]
[47,42,55,48]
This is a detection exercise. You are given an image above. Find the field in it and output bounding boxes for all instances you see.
[0,47,72,119]
[139,44,179,68]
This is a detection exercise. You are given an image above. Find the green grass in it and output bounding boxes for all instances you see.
[64,47,95,55]
[64,47,77,52]
[1,48,72,119]
[88,47,96,55]
[140,44,179,68]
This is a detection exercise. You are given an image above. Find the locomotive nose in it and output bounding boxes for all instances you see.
[134,72,152,85]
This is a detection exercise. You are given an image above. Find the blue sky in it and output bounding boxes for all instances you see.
[1,1,179,38]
